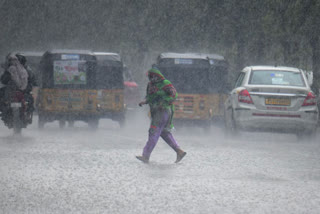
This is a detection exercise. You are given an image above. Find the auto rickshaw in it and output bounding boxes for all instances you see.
[2,51,43,112]
[93,52,126,127]
[37,49,101,128]
[155,52,229,130]
[206,53,229,124]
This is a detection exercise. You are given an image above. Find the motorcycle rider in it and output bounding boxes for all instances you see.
[0,54,29,126]
[15,53,37,115]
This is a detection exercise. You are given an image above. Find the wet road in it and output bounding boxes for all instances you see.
[1,111,320,214]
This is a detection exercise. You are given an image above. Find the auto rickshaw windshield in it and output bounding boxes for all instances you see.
[40,53,96,89]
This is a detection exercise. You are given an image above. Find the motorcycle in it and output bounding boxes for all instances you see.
[1,90,32,134]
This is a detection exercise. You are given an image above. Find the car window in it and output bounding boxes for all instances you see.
[234,72,245,88]
[249,70,305,87]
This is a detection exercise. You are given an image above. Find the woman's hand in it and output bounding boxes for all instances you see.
[139,100,147,107]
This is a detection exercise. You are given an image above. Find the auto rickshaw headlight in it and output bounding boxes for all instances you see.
[209,108,213,117]
[46,97,52,105]
[115,95,120,103]
[199,100,205,110]
[96,104,101,112]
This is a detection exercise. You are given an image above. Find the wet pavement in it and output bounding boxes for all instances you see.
[1,112,320,214]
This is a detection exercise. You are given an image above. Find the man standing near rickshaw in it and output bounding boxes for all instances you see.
[136,67,186,163]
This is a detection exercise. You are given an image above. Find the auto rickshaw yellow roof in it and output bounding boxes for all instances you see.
[45,49,94,55]
[159,52,226,61]
[93,52,122,62]
[159,52,209,60]
[11,51,44,57]
[204,53,225,61]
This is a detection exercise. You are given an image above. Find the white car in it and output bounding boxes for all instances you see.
[224,65,318,139]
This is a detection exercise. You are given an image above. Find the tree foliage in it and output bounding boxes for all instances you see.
[0,0,319,87]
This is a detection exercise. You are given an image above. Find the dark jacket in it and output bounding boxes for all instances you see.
[25,65,37,93]
[0,65,36,93]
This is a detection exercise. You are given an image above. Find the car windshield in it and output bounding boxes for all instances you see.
[249,70,305,87]
[157,58,211,94]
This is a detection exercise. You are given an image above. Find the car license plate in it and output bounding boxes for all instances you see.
[265,98,290,106]
[10,103,22,108]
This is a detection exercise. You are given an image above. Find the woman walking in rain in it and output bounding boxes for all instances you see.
[136,67,186,163]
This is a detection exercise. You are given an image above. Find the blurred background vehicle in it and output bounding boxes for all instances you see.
[224,65,319,140]
[38,50,100,129]
[154,52,229,131]
[1,51,43,112]
[93,52,126,127]
[123,65,140,110]
[206,53,230,124]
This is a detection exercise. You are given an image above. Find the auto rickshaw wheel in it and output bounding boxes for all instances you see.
[118,118,126,129]
[59,120,66,129]
[88,119,99,129]
[203,121,212,133]
[68,120,74,128]
[38,115,45,129]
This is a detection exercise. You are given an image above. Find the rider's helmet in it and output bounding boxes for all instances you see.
[15,53,27,66]
[7,54,19,66]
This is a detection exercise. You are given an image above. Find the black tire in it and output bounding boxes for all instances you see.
[38,114,45,129]
[88,119,99,129]
[59,120,66,129]
[118,118,126,128]
[68,120,74,128]
[203,120,212,133]
[12,108,22,134]
[13,125,22,134]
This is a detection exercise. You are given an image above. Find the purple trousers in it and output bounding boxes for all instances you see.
[143,109,180,158]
